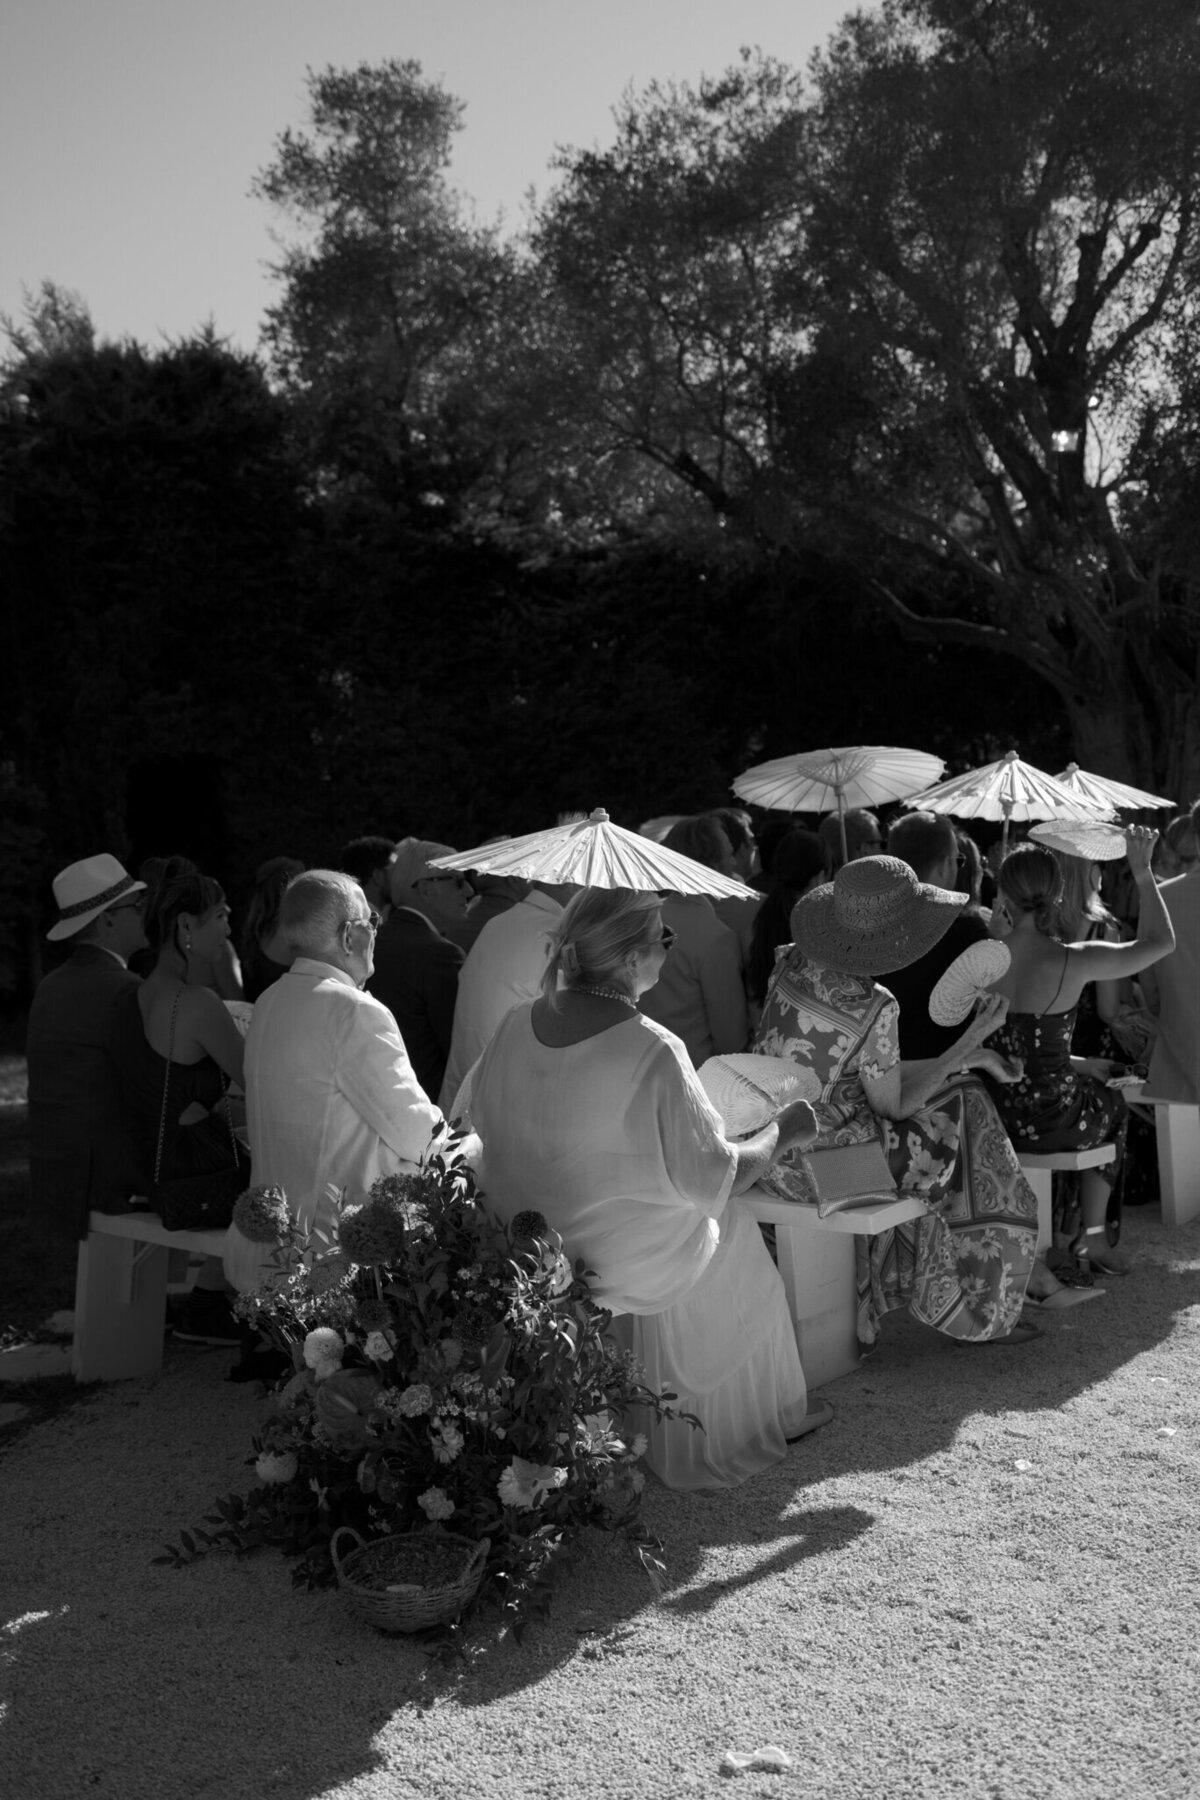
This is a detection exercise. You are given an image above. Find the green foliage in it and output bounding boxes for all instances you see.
[253,59,517,521]
[161,1131,677,1633]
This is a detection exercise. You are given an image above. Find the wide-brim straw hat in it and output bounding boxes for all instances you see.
[790,854,967,976]
[47,854,146,941]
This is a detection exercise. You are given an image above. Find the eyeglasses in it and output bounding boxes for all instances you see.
[346,909,381,936]
[107,896,145,915]
[422,873,472,890]
[652,926,676,951]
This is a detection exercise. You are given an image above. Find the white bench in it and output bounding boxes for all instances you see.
[743,1186,926,1388]
[1146,1103,1200,1227]
[1015,1146,1117,1254]
[72,1210,230,1382]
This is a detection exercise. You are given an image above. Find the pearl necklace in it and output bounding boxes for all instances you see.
[572,984,639,1011]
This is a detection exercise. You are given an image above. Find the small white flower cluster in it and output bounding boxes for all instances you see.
[255,1450,298,1485]
[417,1485,455,1522]
[496,1456,568,1512]
[302,1327,344,1382]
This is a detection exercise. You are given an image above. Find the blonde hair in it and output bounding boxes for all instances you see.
[1054,851,1113,943]
[998,844,1063,936]
[541,888,663,1008]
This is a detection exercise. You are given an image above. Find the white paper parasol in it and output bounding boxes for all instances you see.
[903,750,1112,856]
[1029,820,1129,862]
[1055,764,1176,813]
[928,941,1011,1027]
[733,746,946,861]
[427,808,759,898]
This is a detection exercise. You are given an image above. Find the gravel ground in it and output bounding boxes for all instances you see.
[3,1207,1199,1800]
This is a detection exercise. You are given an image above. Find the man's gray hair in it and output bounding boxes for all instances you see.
[281,869,362,957]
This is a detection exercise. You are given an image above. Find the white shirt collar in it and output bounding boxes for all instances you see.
[85,942,127,968]
[291,955,358,989]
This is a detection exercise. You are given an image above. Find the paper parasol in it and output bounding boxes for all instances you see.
[427,808,759,899]
[1054,764,1176,813]
[733,746,946,862]
[697,1054,817,1138]
[928,941,1012,1027]
[1029,820,1128,862]
[903,750,1112,856]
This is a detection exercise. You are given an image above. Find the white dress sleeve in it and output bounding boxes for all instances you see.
[625,1032,737,1220]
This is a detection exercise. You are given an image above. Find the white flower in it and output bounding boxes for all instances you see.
[311,1355,342,1383]
[497,1456,568,1511]
[431,1421,464,1464]
[418,1486,456,1522]
[254,1450,298,1485]
[541,1249,573,1296]
[363,1331,393,1363]
[398,1383,433,1417]
[630,1433,648,1459]
[303,1327,343,1372]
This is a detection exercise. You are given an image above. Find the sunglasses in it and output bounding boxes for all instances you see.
[653,926,677,951]
[107,895,146,915]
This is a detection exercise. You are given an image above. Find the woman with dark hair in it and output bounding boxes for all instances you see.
[985,830,1174,1278]
[745,829,830,1010]
[239,856,304,1001]
[112,860,248,1195]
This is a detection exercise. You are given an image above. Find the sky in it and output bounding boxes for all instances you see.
[1,0,857,355]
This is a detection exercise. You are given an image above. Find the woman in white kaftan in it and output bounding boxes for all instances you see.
[464,886,828,1492]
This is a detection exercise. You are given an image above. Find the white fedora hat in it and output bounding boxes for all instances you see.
[48,854,146,941]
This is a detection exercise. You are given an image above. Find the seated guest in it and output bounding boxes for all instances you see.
[753,817,804,895]
[131,855,245,999]
[885,811,990,1060]
[239,871,444,1278]
[706,807,764,966]
[744,829,829,1013]
[454,870,530,954]
[819,809,884,874]
[367,839,466,1101]
[462,886,830,1490]
[439,877,573,1111]
[1141,796,1200,1107]
[637,817,748,1067]
[1152,813,1196,883]
[954,830,989,921]
[27,855,151,1234]
[109,856,250,1345]
[338,834,397,923]
[985,831,1174,1279]
[239,855,304,1001]
[754,856,1093,1345]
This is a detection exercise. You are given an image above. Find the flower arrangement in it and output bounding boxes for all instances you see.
[159,1127,682,1636]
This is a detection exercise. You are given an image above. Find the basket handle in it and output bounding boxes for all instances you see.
[330,1526,366,1580]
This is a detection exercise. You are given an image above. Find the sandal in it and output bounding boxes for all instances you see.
[1079,1225,1130,1277]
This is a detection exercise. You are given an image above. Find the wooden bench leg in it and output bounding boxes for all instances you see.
[773,1225,859,1389]
[1157,1106,1200,1228]
[72,1232,170,1381]
[1021,1167,1053,1254]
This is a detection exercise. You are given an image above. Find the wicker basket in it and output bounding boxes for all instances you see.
[330,1528,490,1633]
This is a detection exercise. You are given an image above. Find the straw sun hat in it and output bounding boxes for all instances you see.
[790,854,967,976]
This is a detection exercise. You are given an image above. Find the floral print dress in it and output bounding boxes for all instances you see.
[754,950,1039,1346]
